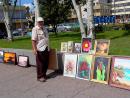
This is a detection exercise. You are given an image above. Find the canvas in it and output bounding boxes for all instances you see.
[4,52,16,65]
[73,43,81,53]
[63,54,77,78]
[48,49,58,70]
[81,38,92,53]
[67,41,73,53]
[94,39,110,55]
[76,54,93,80]
[60,42,68,53]
[0,50,4,63]
[109,57,130,90]
[18,55,29,67]
[91,55,111,84]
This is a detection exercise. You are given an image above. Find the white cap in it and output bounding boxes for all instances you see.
[37,17,44,22]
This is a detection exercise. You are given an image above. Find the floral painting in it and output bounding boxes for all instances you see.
[63,54,77,78]
[91,56,111,84]
[82,38,92,53]
[76,54,93,80]
[110,57,130,90]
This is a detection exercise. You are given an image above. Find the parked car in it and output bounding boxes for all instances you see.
[0,30,7,39]
[57,23,71,32]
[12,30,21,36]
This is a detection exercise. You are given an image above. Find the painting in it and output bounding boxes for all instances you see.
[73,43,81,53]
[109,57,130,90]
[60,42,68,53]
[81,38,92,53]
[4,52,16,65]
[67,41,73,53]
[0,50,4,63]
[91,55,111,84]
[63,54,77,78]
[76,54,93,80]
[48,49,58,70]
[18,55,29,67]
[94,39,110,55]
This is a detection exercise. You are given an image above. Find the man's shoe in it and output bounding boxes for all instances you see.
[37,78,46,82]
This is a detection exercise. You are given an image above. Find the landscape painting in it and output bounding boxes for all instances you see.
[4,52,16,65]
[110,57,130,90]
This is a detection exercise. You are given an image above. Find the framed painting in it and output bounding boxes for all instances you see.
[48,49,58,70]
[81,38,92,53]
[94,39,110,55]
[0,50,4,63]
[109,57,130,90]
[4,52,16,65]
[76,54,93,80]
[73,43,81,53]
[91,55,111,84]
[63,54,77,78]
[60,42,68,53]
[18,55,29,67]
[67,41,73,53]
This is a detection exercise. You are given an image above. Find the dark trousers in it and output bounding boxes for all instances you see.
[36,48,49,79]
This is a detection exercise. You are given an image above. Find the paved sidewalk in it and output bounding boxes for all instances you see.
[0,64,130,98]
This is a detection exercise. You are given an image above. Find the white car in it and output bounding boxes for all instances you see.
[57,23,71,32]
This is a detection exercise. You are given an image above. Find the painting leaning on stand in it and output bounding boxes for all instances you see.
[32,17,49,82]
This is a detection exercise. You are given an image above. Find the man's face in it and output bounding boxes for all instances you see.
[37,21,44,28]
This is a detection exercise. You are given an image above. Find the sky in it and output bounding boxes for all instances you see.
[16,0,34,11]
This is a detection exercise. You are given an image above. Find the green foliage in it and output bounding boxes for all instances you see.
[39,0,72,26]
[0,30,130,55]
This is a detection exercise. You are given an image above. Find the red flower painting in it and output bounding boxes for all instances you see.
[82,38,92,52]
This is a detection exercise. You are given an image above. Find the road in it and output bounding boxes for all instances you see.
[0,64,130,98]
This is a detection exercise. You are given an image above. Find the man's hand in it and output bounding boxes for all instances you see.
[33,50,37,55]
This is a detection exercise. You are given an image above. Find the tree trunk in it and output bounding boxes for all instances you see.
[3,1,13,41]
[34,0,40,26]
[72,0,86,38]
[86,0,95,39]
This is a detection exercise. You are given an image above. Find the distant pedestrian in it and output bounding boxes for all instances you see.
[32,17,49,82]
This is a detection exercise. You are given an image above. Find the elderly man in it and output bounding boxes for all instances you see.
[32,17,49,82]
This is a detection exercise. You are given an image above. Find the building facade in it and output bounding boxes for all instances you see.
[0,5,29,32]
[93,0,112,16]
[111,0,130,23]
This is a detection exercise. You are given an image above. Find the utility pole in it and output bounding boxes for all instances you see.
[2,0,13,40]
[86,0,95,39]
[34,0,40,26]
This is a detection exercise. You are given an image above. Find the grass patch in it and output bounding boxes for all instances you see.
[0,30,130,56]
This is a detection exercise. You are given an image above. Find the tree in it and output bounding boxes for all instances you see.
[72,0,86,38]
[72,0,94,39]
[86,0,94,39]
[39,0,72,35]
[2,0,13,40]
[34,0,40,26]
